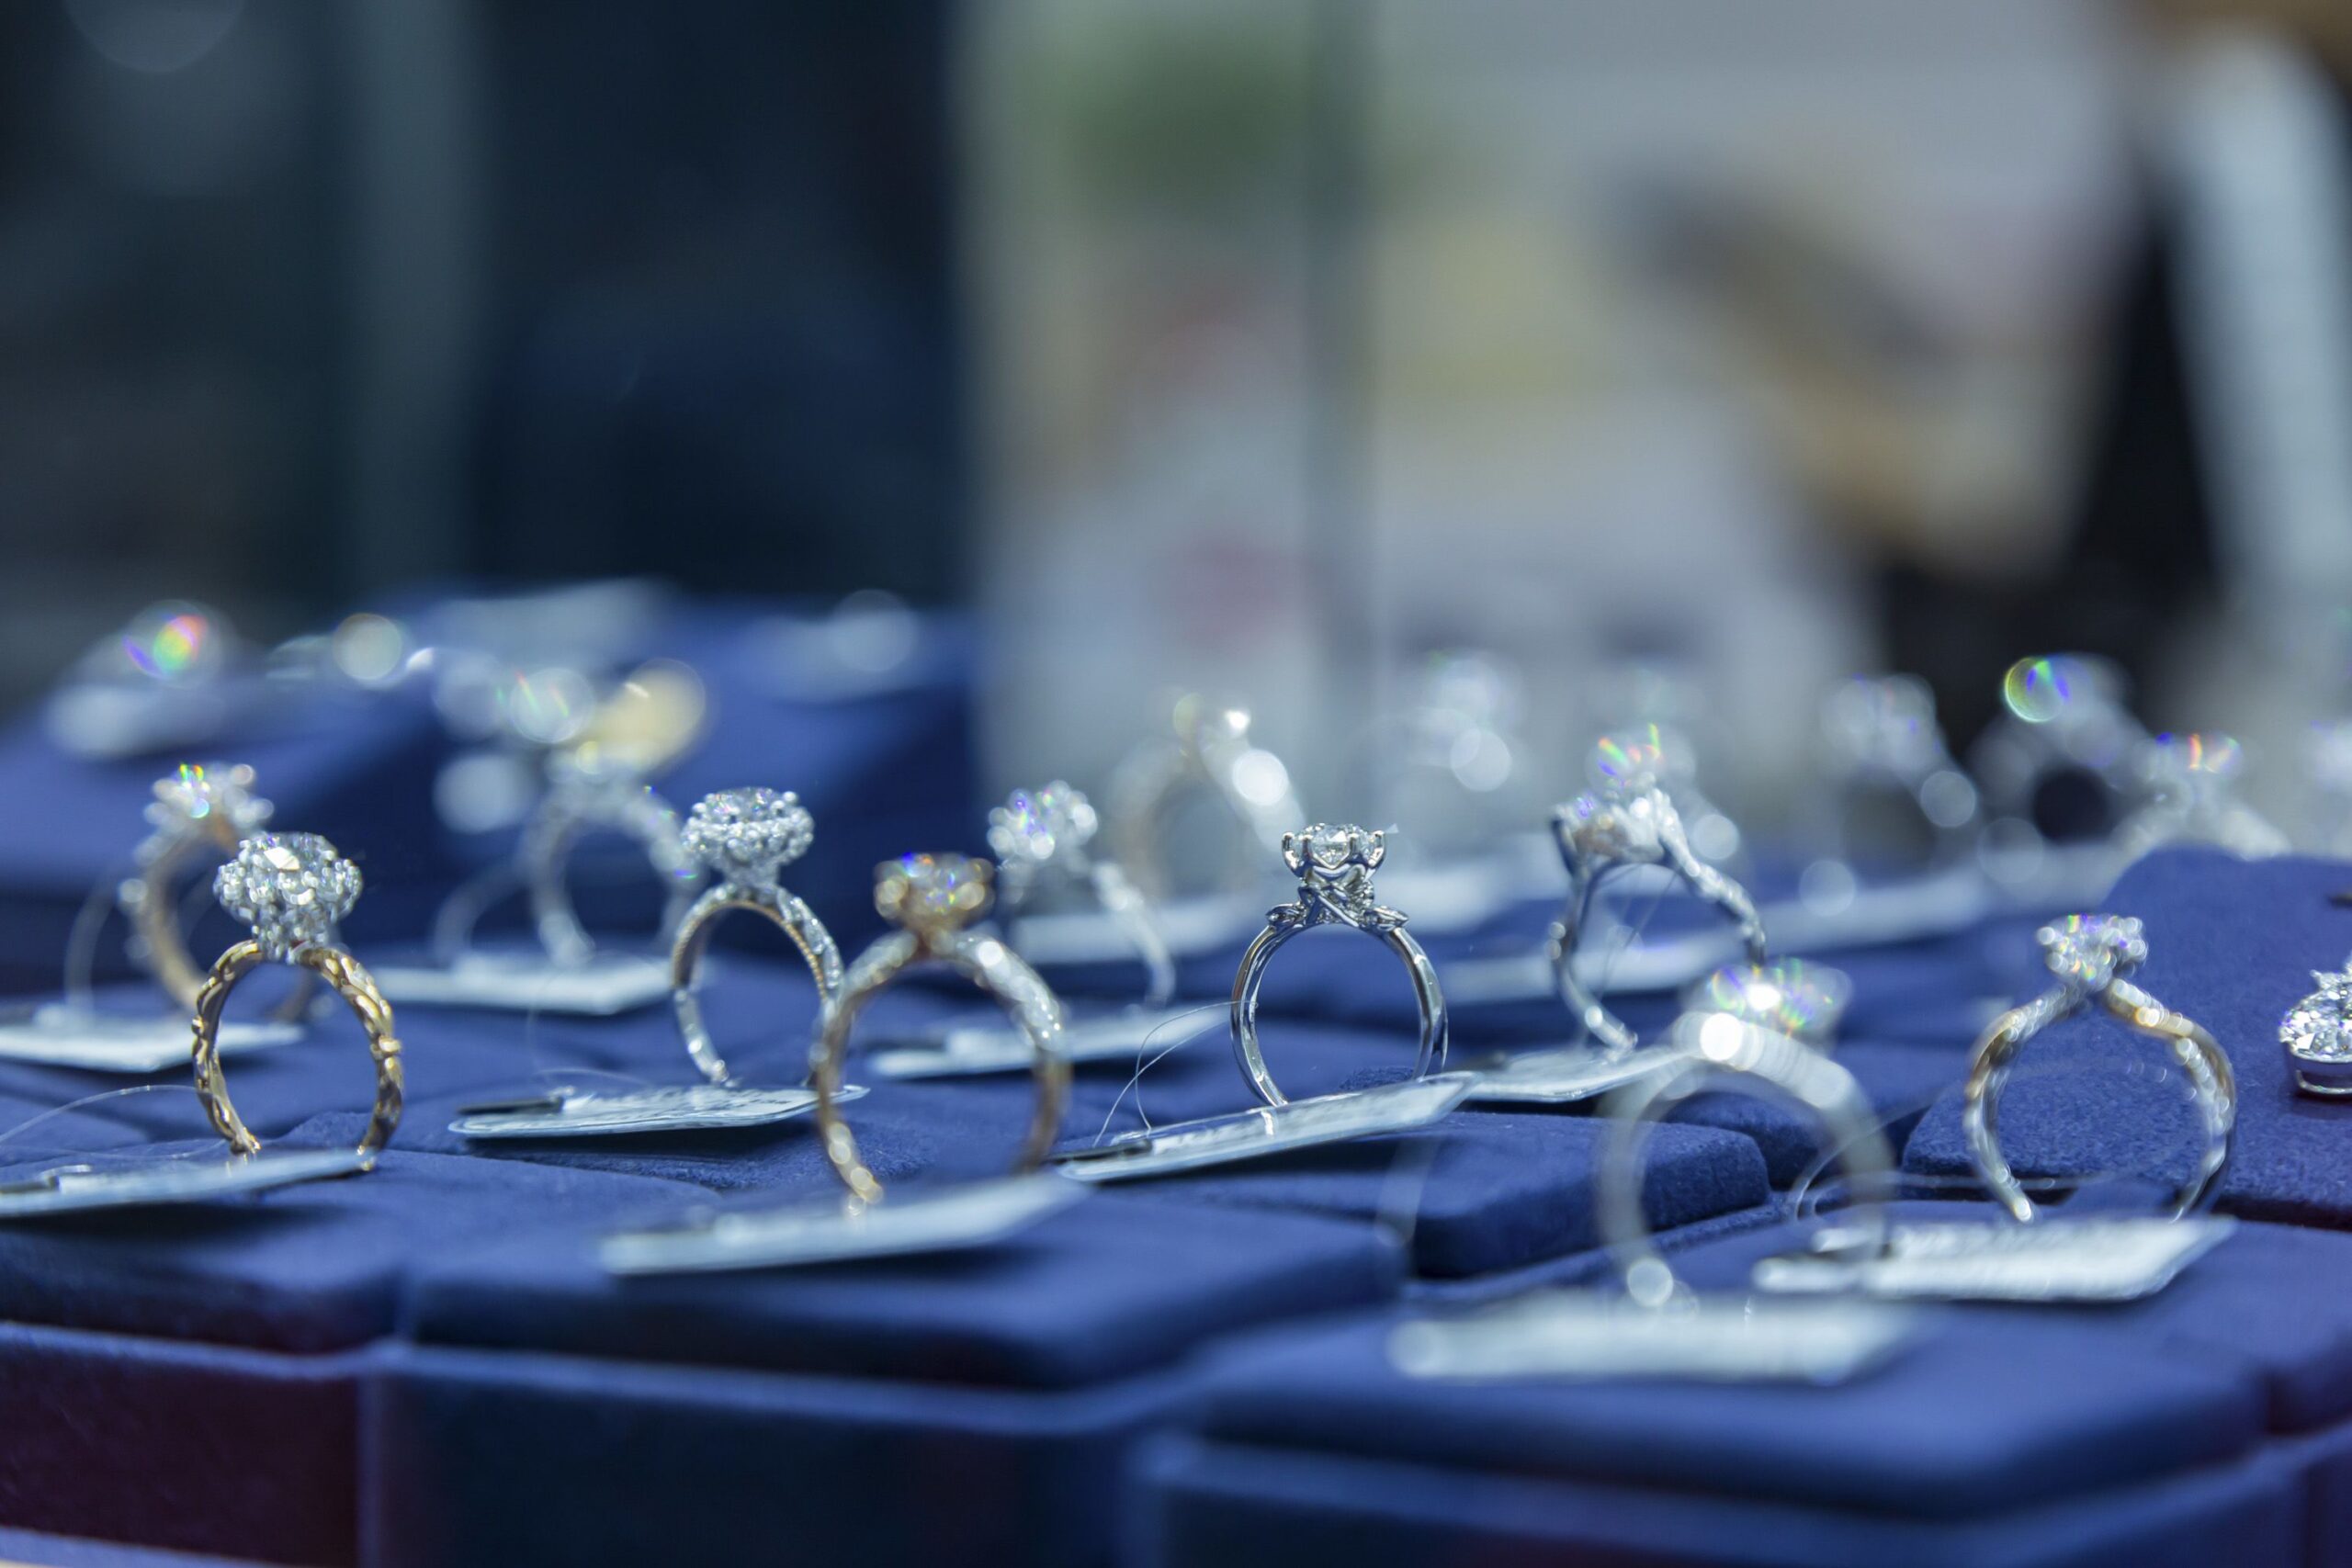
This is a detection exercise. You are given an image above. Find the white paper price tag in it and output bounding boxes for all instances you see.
[0,1147,373,1220]
[1389,1292,1915,1384]
[601,1171,1088,1274]
[1754,1215,2235,1303]
[451,1082,865,1140]
[1051,1074,1475,1182]
[868,1005,1216,1079]
[375,951,672,1016]
[0,1005,300,1074]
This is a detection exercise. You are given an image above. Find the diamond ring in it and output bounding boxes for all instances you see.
[118,762,315,1020]
[2281,960,2352,1097]
[1230,824,1448,1107]
[514,745,702,968]
[810,854,1069,1202]
[1106,697,1302,902]
[1549,776,1766,1056]
[2112,733,2290,863]
[1600,1011,1894,1307]
[193,832,402,1160]
[1962,914,2234,1222]
[668,788,844,1086]
[989,781,1175,1007]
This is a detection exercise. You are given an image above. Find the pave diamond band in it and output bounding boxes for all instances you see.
[668,788,842,1087]
[811,854,1069,1203]
[1549,784,1766,1056]
[1962,913,2234,1223]
[1230,824,1448,1107]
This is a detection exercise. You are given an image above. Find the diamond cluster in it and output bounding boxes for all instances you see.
[876,853,992,931]
[146,761,271,840]
[1554,790,1666,864]
[681,788,813,883]
[2283,972,2352,1064]
[2037,913,2146,992]
[987,782,1098,866]
[213,832,360,958]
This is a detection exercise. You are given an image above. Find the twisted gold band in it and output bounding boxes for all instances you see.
[135,828,316,1021]
[192,940,403,1159]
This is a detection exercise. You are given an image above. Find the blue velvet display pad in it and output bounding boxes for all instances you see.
[1903,849,2352,1227]
[1132,1204,2352,1568]
[365,1196,1398,1568]
[1131,1427,2301,1568]
[0,1321,371,1566]
[326,972,1774,1280]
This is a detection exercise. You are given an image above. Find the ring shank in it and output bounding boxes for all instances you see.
[523,799,697,969]
[192,939,402,1159]
[810,930,1069,1203]
[1962,979,2235,1223]
[669,883,843,1086]
[1230,917,1447,1108]
[1600,1021,1891,1305]
[1550,841,1767,1058]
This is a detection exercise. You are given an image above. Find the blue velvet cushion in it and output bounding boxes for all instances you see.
[1904,849,2352,1226]
[0,1144,706,1353]
[1131,1424,2301,1568]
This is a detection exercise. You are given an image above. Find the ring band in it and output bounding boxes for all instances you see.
[1550,784,1765,1055]
[1600,1012,1894,1306]
[1962,914,2234,1223]
[1231,824,1447,1107]
[519,765,699,969]
[668,789,843,1086]
[812,854,1069,1203]
[124,763,314,1021]
[192,833,401,1159]
[989,782,1176,1008]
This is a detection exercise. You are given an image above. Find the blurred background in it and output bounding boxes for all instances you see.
[5,0,2352,842]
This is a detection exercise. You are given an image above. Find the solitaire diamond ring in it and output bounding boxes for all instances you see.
[1549,777,1766,1056]
[517,746,702,968]
[1230,824,1448,1107]
[119,763,314,1019]
[1962,914,2233,1222]
[810,854,1069,1202]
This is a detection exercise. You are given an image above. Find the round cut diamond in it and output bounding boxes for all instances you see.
[213,832,361,958]
[2037,913,2146,990]
[681,788,813,882]
[2283,973,2352,1063]
[876,852,992,930]
[1290,823,1382,875]
[1694,959,1850,1043]
[987,782,1098,865]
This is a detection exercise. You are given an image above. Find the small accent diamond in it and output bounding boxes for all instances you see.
[213,832,361,959]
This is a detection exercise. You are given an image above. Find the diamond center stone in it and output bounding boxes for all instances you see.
[876,853,992,931]
[1696,959,1849,1041]
[2284,974,2352,1063]
[988,782,1097,865]
[213,831,361,958]
[2039,913,2145,990]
